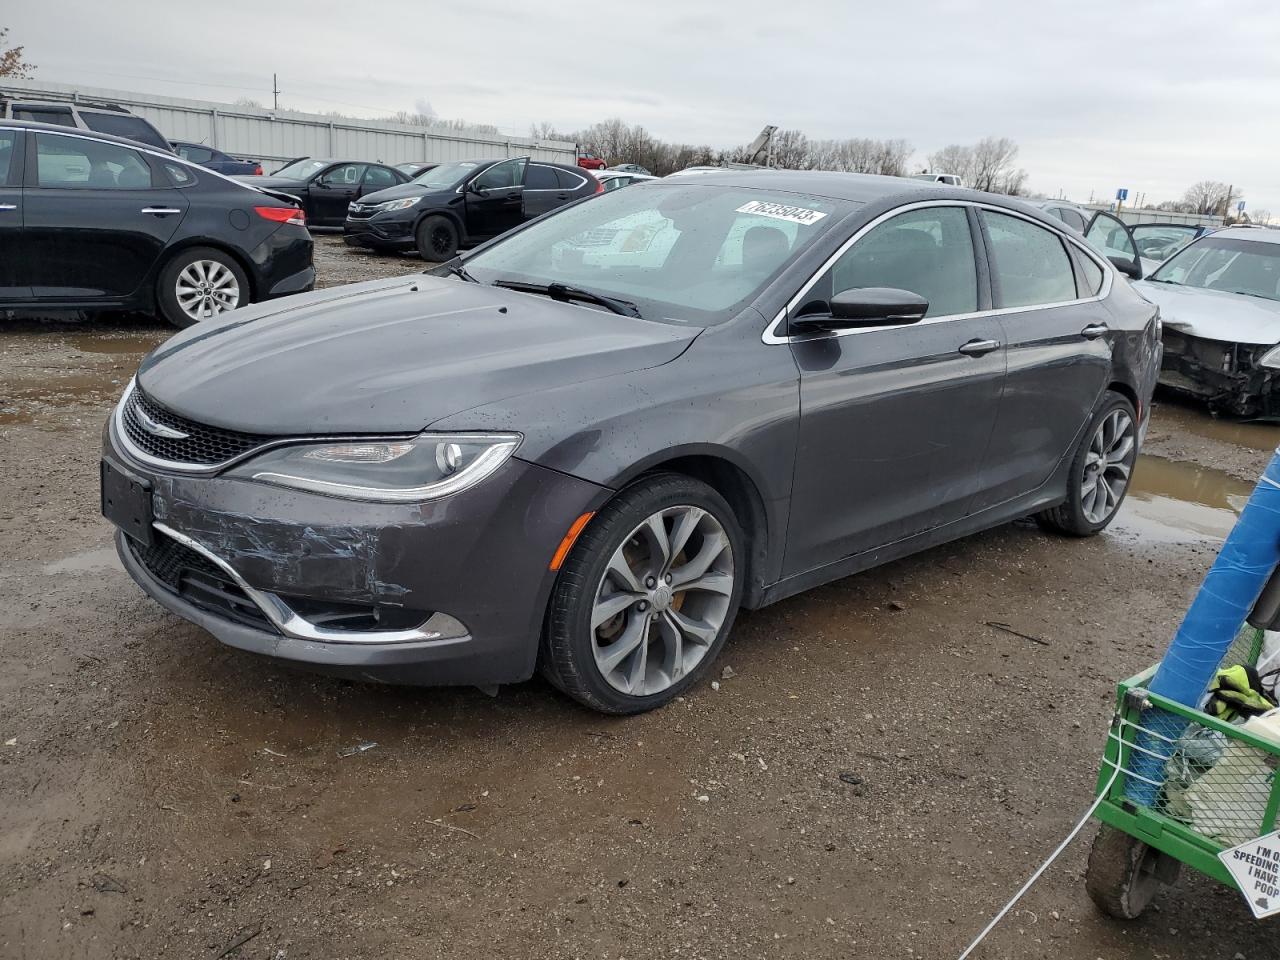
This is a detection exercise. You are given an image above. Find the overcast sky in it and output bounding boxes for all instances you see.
[8,0,1279,211]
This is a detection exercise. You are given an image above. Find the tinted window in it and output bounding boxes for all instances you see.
[0,131,15,184]
[526,164,558,189]
[555,167,585,190]
[319,163,364,185]
[164,162,195,186]
[982,211,1077,308]
[176,143,214,164]
[1085,212,1138,264]
[473,158,527,189]
[1050,207,1087,232]
[363,165,398,187]
[14,106,74,127]
[79,112,169,149]
[820,206,977,318]
[1076,251,1104,296]
[35,133,153,189]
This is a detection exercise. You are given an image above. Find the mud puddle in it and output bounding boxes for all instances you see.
[66,331,166,356]
[1,372,126,427]
[1153,398,1280,453]
[1111,454,1254,544]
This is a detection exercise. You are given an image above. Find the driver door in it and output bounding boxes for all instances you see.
[464,157,528,240]
[310,163,365,226]
[783,205,1006,576]
[1085,211,1144,278]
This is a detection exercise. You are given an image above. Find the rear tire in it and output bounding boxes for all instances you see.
[1036,390,1138,537]
[542,474,745,714]
[156,247,249,329]
[415,215,460,262]
[1086,824,1177,920]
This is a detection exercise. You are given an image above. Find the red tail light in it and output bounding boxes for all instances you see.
[254,164,264,176]
[594,177,604,194]
[256,205,305,226]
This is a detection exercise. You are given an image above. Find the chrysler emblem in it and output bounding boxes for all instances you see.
[136,407,188,440]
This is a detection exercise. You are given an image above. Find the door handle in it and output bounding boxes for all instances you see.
[141,207,181,215]
[0,203,16,211]
[1081,323,1109,339]
[958,338,1001,357]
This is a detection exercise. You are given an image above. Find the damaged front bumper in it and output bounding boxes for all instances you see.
[103,422,609,687]
[1159,329,1280,417]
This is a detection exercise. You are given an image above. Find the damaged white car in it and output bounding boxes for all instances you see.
[1133,227,1280,417]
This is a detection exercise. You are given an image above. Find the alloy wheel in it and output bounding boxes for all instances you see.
[430,226,454,257]
[590,505,734,696]
[1081,408,1135,524]
[176,260,241,321]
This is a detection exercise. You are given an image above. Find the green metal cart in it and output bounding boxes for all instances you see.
[1088,626,1280,918]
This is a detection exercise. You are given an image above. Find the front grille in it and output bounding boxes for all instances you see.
[122,387,275,466]
[129,533,275,632]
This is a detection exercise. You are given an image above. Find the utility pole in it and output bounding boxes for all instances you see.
[272,73,280,111]
[1223,184,1233,221]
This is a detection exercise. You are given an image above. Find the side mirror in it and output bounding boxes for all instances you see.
[468,180,488,196]
[791,287,929,333]
[1108,255,1143,280]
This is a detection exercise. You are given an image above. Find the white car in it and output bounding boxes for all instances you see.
[592,170,658,192]
[1133,227,1280,416]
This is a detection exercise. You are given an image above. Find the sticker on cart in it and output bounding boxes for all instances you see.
[1218,830,1280,919]
[735,201,828,226]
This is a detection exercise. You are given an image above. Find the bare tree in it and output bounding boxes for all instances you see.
[233,97,264,109]
[969,137,1022,193]
[767,128,810,169]
[529,121,569,141]
[0,28,34,79]
[1183,180,1241,217]
[927,144,976,185]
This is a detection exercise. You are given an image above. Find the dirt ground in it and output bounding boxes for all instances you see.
[2,236,1277,959]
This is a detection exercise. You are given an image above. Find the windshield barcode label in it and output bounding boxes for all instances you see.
[735,201,827,225]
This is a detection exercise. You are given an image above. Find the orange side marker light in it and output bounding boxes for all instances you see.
[549,512,595,571]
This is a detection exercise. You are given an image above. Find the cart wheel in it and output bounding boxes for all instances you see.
[1086,824,1180,920]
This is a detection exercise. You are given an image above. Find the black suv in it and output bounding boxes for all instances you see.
[0,98,171,151]
[0,121,313,327]
[343,157,600,260]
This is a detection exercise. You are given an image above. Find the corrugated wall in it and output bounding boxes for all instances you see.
[0,78,579,166]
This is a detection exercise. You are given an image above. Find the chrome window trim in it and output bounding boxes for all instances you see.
[761,199,1114,344]
[111,378,415,476]
[149,522,466,645]
[0,122,280,198]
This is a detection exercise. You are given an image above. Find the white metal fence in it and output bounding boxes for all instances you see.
[0,78,579,167]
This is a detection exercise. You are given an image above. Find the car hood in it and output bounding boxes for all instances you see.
[357,183,454,205]
[1132,280,1280,345]
[136,275,699,435]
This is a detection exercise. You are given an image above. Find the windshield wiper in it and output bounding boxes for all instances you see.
[492,280,642,318]
[444,261,479,283]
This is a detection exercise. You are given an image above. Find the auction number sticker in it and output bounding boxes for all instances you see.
[1219,829,1280,919]
[735,201,828,226]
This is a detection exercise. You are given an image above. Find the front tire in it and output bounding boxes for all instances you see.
[415,215,460,262]
[156,247,249,329]
[542,474,745,714]
[1036,390,1138,537]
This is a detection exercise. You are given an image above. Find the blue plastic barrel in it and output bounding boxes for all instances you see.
[1126,450,1280,805]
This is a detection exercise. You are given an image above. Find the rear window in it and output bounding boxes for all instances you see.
[13,106,75,127]
[79,112,170,150]
[555,167,586,190]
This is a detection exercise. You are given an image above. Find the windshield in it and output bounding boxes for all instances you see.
[412,161,480,188]
[1132,224,1200,262]
[1149,236,1280,301]
[271,158,328,180]
[463,183,846,324]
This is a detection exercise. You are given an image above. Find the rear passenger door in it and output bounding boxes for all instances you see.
[23,131,187,300]
[784,204,1007,575]
[972,209,1112,510]
[520,163,563,218]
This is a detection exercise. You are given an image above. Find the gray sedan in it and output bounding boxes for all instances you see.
[102,172,1160,713]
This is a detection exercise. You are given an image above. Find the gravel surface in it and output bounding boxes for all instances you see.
[2,240,1276,959]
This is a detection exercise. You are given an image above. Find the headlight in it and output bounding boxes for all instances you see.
[229,433,521,502]
[1259,345,1280,370]
[381,197,419,212]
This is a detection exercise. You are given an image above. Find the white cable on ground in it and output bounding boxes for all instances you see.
[956,754,1123,959]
